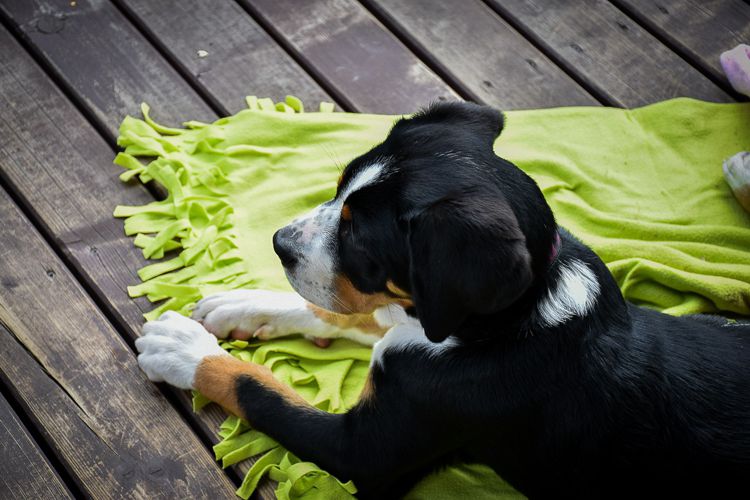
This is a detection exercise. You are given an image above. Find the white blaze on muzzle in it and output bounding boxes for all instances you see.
[278,162,386,310]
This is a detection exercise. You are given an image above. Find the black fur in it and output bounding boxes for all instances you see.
[242,102,750,498]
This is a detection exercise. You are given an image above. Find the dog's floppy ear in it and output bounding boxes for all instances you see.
[407,194,533,342]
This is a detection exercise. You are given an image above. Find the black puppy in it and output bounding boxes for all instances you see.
[137,102,750,498]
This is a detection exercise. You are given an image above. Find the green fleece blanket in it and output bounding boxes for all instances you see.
[114,97,750,499]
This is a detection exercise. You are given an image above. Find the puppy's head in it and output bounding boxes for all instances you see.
[273,102,556,342]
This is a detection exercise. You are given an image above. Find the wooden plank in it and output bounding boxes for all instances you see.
[0,0,216,139]
[0,24,168,345]
[0,390,73,499]
[363,0,598,108]
[485,0,732,106]
[0,185,238,497]
[0,23,267,495]
[238,0,460,113]
[113,0,335,114]
[613,0,750,90]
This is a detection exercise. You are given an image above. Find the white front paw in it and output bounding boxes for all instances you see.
[135,311,228,389]
[191,289,310,339]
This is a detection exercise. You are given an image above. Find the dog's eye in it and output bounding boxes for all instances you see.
[341,204,352,222]
[340,204,355,235]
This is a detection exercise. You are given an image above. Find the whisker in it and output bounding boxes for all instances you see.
[332,296,354,314]
[327,290,354,314]
[322,146,345,173]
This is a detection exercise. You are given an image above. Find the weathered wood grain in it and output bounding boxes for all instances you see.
[239,0,460,113]
[0,23,264,494]
[363,0,598,109]
[0,390,73,499]
[613,0,750,90]
[113,0,335,114]
[0,185,237,498]
[0,26,155,337]
[485,0,731,106]
[0,0,216,140]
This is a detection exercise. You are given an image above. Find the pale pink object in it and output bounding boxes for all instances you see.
[723,152,750,213]
[720,44,750,97]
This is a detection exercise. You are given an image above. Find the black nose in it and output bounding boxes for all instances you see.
[273,227,298,268]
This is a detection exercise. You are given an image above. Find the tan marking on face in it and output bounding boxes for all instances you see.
[194,355,306,418]
[307,303,387,336]
[333,275,413,314]
[386,280,411,299]
[341,203,352,221]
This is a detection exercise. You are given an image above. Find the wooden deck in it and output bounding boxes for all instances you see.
[0,0,747,497]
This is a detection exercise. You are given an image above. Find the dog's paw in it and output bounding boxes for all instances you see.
[135,311,229,389]
[191,289,312,340]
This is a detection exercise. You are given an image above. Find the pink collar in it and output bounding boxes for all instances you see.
[549,231,561,264]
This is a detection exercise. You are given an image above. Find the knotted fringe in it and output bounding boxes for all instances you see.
[114,97,332,321]
[114,97,362,499]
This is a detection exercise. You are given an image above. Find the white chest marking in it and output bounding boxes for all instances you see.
[537,258,600,327]
[370,313,457,368]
